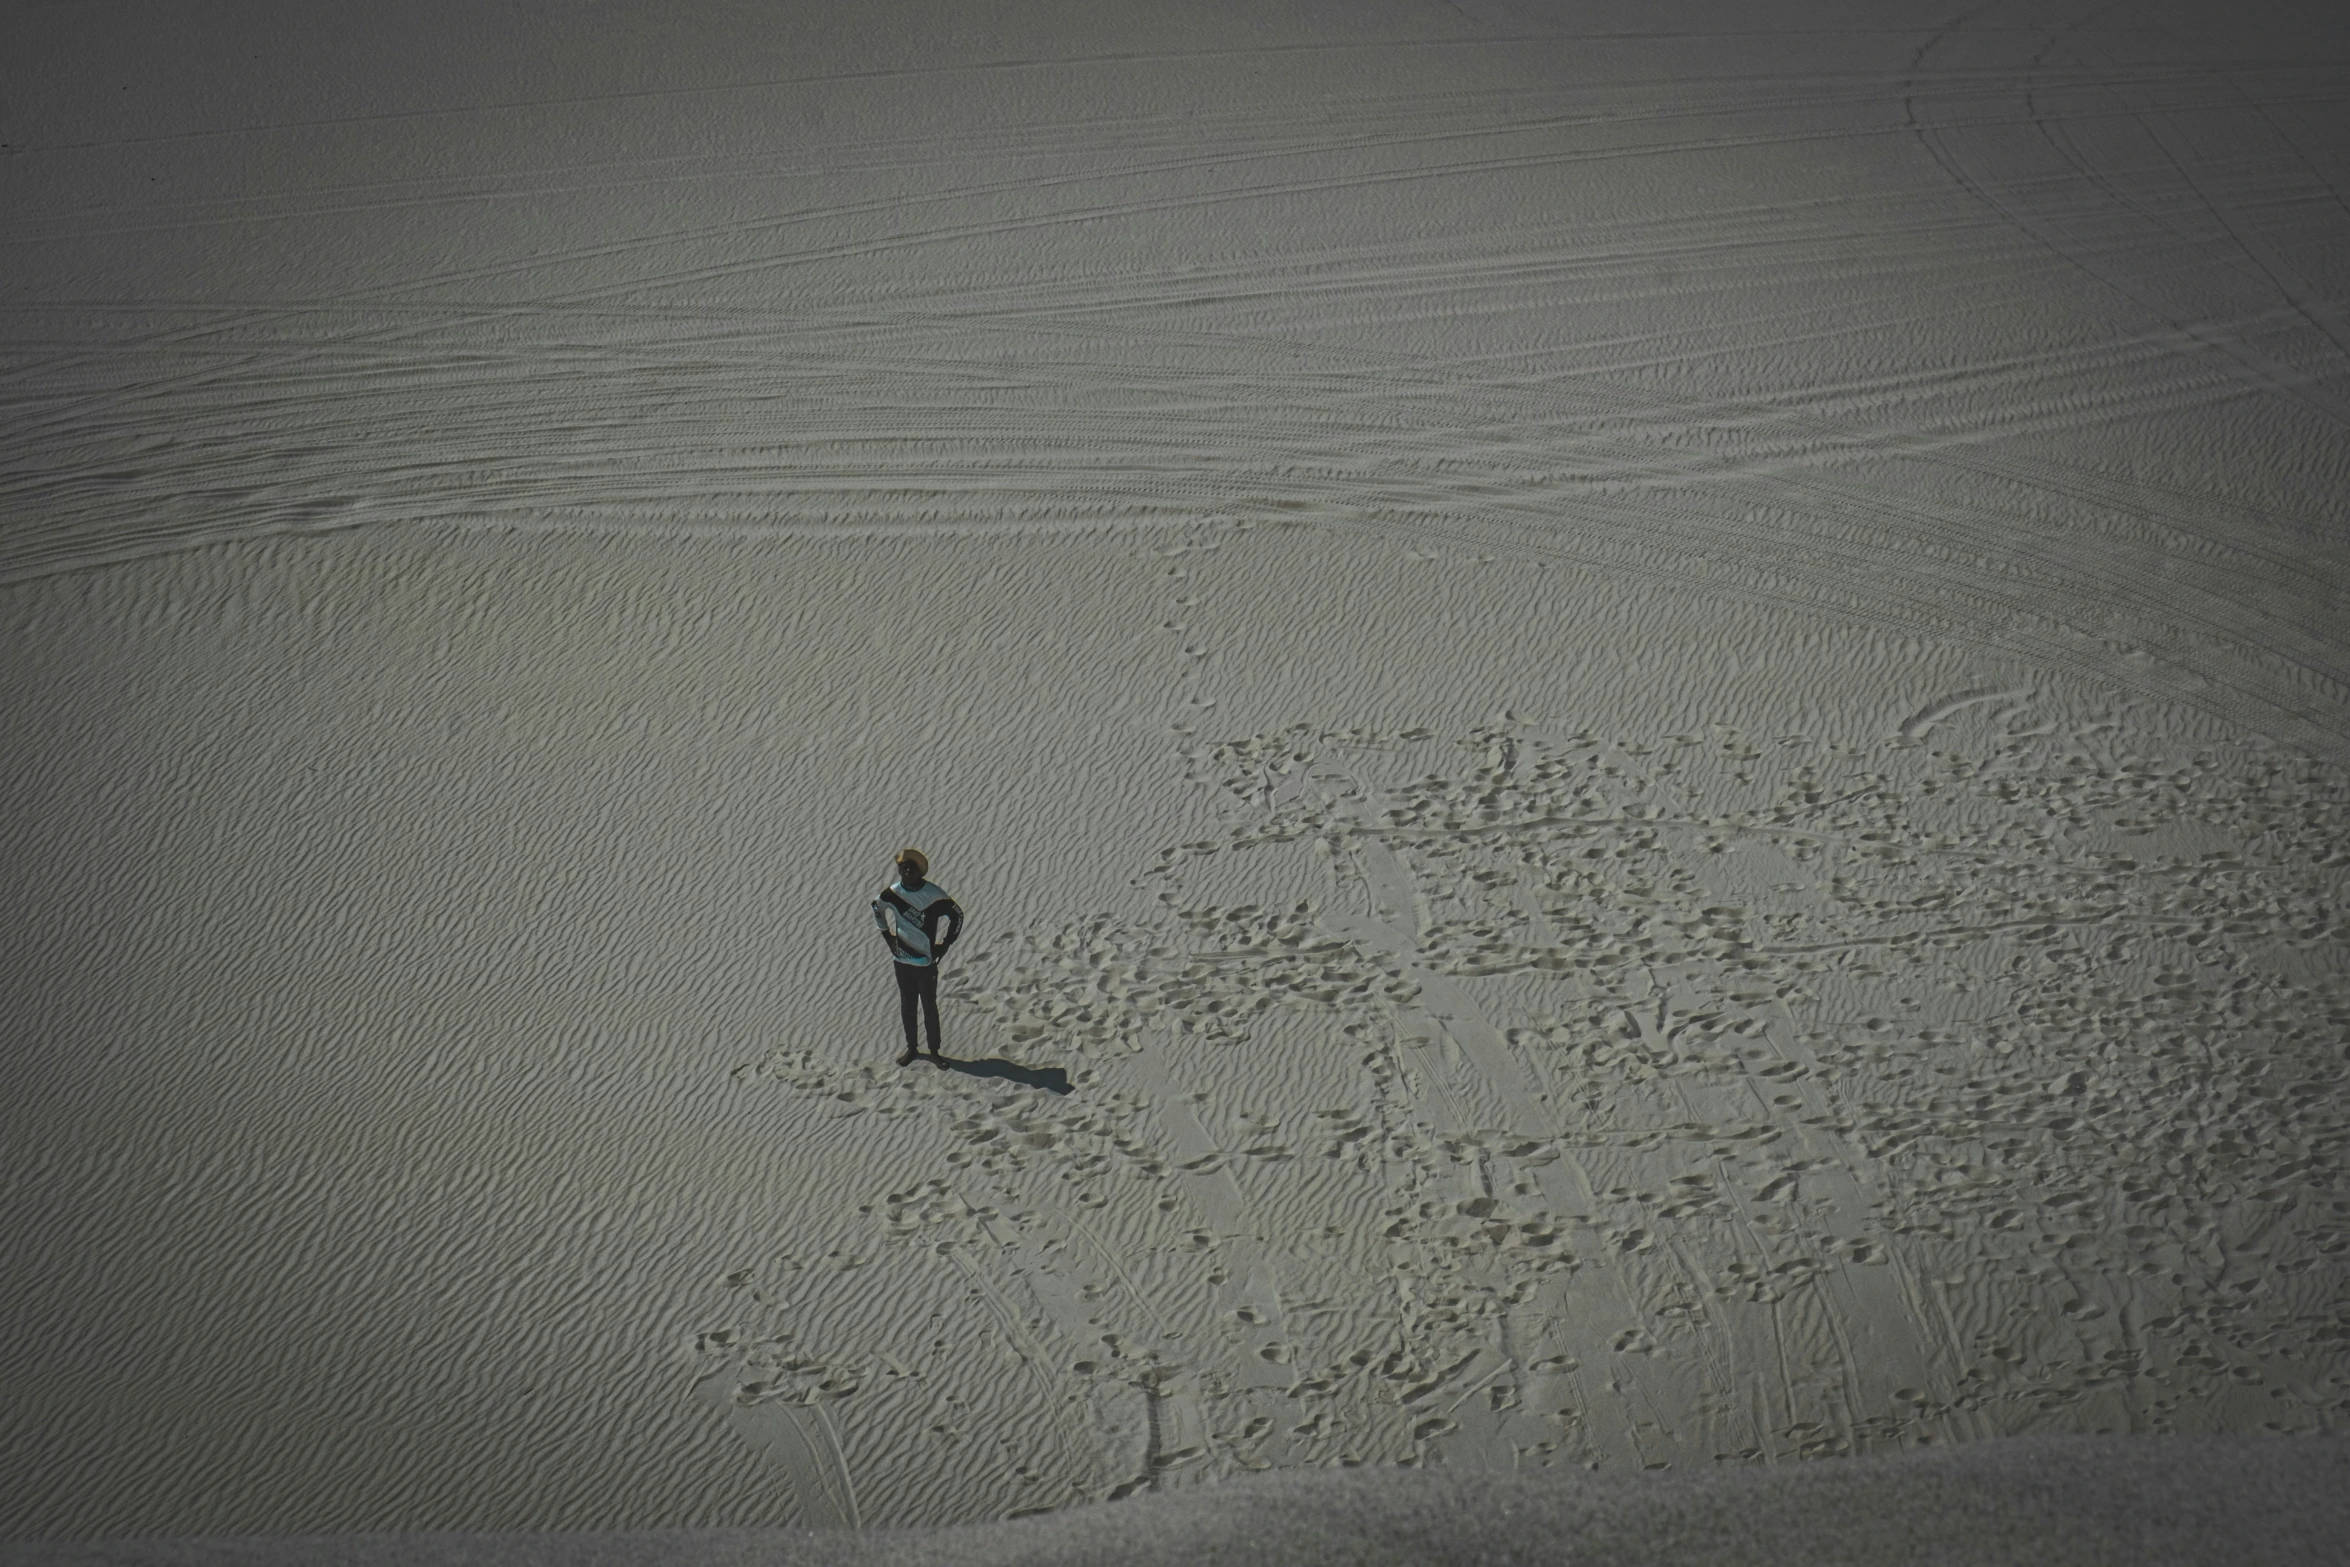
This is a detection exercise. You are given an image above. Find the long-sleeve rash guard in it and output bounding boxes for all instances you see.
[873,878,962,966]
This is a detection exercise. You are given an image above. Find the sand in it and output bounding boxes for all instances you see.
[7,1436,2348,1565]
[2,0,2346,1549]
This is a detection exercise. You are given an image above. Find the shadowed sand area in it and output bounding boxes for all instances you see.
[7,1437,2346,1566]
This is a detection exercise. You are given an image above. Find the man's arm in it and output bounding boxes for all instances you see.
[931,899,964,958]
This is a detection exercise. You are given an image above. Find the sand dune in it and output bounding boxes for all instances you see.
[2,0,2345,1546]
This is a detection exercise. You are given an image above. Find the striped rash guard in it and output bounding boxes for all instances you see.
[873,878,962,966]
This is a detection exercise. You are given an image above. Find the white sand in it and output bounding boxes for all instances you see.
[2,0,2346,1544]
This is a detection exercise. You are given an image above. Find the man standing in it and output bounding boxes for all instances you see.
[873,848,962,1066]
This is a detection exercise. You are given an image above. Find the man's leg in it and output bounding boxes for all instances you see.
[894,963,922,1063]
[917,963,944,1056]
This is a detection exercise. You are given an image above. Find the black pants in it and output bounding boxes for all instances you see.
[894,961,941,1052]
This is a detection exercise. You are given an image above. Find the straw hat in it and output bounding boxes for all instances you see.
[895,847,929,876]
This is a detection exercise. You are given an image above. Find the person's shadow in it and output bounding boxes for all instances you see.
[933,1054,1072,1095]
